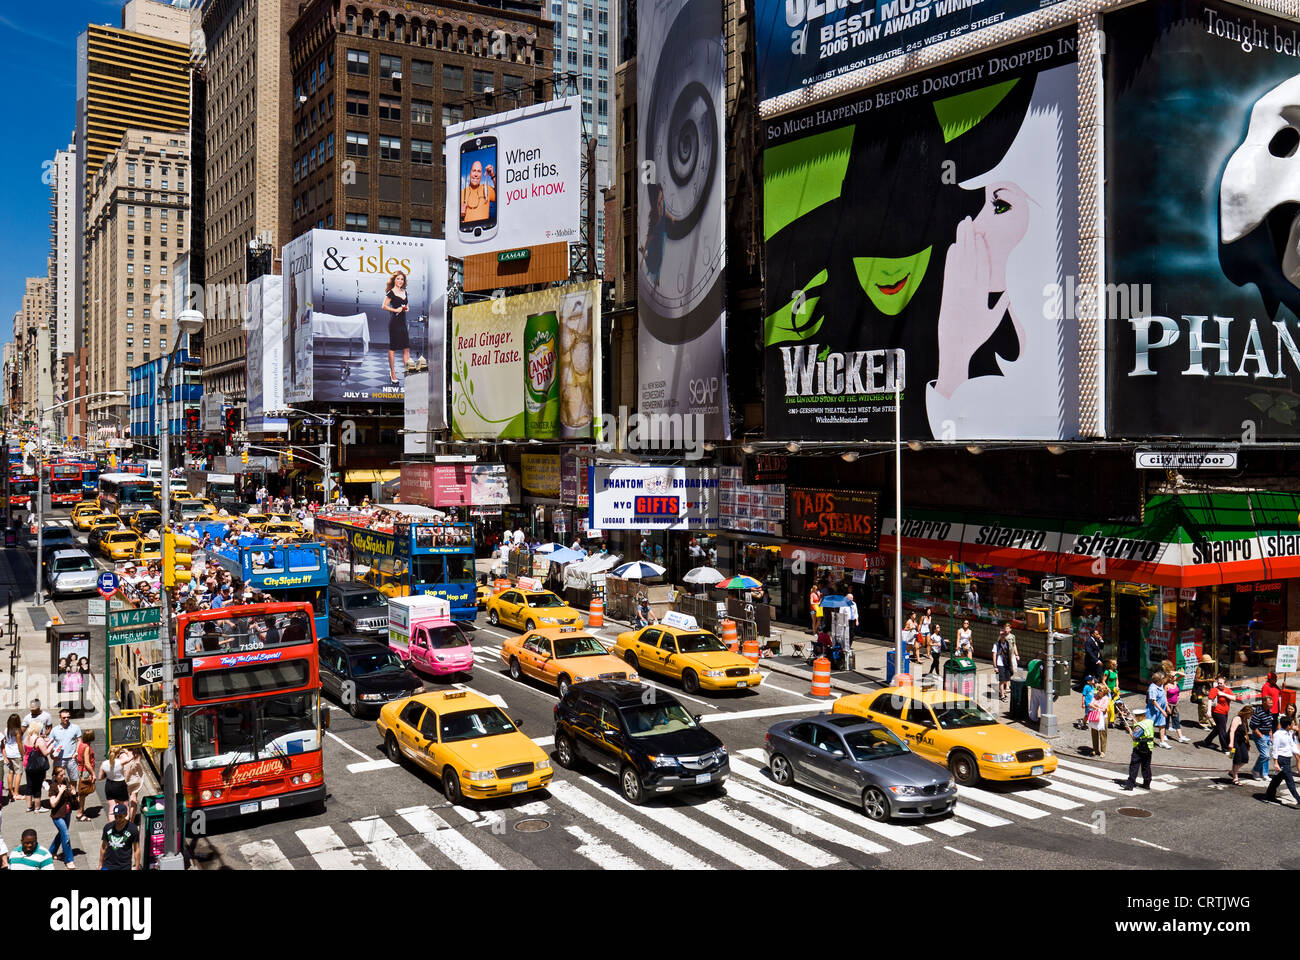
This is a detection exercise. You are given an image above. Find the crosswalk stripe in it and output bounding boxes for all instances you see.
[722,780,888,857]
[954,787,1050,820]
[1002,787,1081,811]
[565,825,640,870]
[605,789,782,870]
[728,757,929,845]
[395,804,505,870]
[950,803,1012,828]
[1048,766,1131,794]
[698,796,841,867]
[1055,757,1176,790]
[348,816,429,870]
[238,839,293,870]
[296,825,372,869]
[924,818,975,837]
[1042,780,1112,803]
[546,780,713,870]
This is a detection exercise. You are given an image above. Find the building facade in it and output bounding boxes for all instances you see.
[129,335,202,461]
[14,279,53,431]
[49,144,77,417]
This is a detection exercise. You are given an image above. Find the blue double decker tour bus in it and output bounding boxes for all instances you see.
[207,537,332,640]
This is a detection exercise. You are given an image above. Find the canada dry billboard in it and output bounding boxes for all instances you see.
[451,281,602,440]
[281,229,447,412]
[443,97,582,260]
[762,30,1080,440]
[638,0,731,441]
[1106,0,1300,437]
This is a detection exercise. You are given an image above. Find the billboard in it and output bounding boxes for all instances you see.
[762,31,1079,440]
[1106,0,1300,438]
[281,229,447,410]
[451,281,602,440]
[245,275,284,434]
[443,97,582,260]
[754,0,1071,103]
[638,0,731,441]
[785,487,880,550]
[521,453,561,498]
[400,462,516,507]
[588,466,720,530]
[404,368,429,455]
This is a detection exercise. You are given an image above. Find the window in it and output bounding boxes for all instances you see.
[378,135,401,161]
[345,212,368,229]
[411,59,434,86]
[347,49,370,75]
[867,692,906,721]
[327,133,334,158]
[410,219,432,237]
[378,215,401,234]
[411,100,433,124]
[379,54,402,79]
[441,104,463,127]
[378,95,401,121]
[346,90,369,116]
[126,323,135,333]
[442,65,464,91]
[473,69,494,94]
[410,139,433,165]
[346,131,369,157]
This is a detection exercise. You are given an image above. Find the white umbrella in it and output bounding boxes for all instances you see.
[683,566,725,584]
[612,561,666,579]
[535,542,562,553]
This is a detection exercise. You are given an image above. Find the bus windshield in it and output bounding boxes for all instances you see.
[182,609,315,657]
[182,691,319,770]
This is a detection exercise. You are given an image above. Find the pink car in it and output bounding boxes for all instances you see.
[392,618,474,678]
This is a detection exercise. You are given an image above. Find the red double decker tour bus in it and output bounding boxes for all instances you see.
[173,602,326,820]
[7,474,36,509]
[47,463,86,504]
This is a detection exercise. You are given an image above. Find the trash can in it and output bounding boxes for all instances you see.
[1010,678,1028,721]
[943,657,977,697]
[886,649,910,685]
[141,793,186,869]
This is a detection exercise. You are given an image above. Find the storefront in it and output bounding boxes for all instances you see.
[776,543,890,636]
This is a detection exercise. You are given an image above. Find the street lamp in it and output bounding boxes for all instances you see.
[33,391,126,605]
[157,307,205,872]
[268,407,334,504]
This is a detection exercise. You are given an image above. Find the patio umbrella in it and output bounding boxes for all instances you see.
[682,566,725,584]
[612,561,666,579]
[545,547,586,564]
[535,542,562,553]
[716,575,763,591]
[819,595,854,608]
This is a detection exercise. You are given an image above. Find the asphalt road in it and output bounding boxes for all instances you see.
[37,504,1300,871]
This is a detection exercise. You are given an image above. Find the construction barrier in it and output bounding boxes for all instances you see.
[896,672,913,688]
[742,637,760,664]
[589,596,604,628]
[493,578,510,595]
[811,656,833,699]
[720,618,738,652]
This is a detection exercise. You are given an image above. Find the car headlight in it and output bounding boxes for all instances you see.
[982,752,1016,763]
[944,779,955,790]
[649,755,678,768]
[360,693,384,702]
[536,758,551,770]
[714,747,728,761]
[1042,747,1055,757]
[466,769,495,781]
[434,655,446,662]
[889,785,921,796]
[703,670,725,678]
[627,672,639,681]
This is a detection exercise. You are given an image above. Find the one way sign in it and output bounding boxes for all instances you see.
[137,663,164,685]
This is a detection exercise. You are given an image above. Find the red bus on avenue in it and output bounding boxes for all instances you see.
[47,463,86,504]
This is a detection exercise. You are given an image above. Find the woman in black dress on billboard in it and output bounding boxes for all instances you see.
[384,270,411,385]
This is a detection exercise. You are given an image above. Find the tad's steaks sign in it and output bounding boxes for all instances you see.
[786,487,881,550]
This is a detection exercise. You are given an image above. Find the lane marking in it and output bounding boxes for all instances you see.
[347,759,397,773]
[721,780,888,857]
[325,730,376,762]
[1042,780,1112,804]
[348,816,429,870]
[238,838,293,870]
[953,787,1050,820]
[925,818,975,838]
[950,804,1011,828]
[1000,787,1082,811]
[296,825,371,870]
[605,790,783,870]
[944,845,982,862]
[546,780,713,870]
[1056,757,1175,791]
[395,804,505,870]
[1131,837,1171,851]
[565,824,640,870]
[1061,816,1095,830]
[699,794,842,867]
[451,681,508,708]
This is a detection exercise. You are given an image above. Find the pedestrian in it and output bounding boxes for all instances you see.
[1088,683,1110,758]
[3,713,22,805]
[994,627,1014,701]
[47,766,76,869]
[74,731,96,822]
[902,614,918,662]
[8,829,54,870]
[23,723,52,812]
[1263,715,1300,806]
[1228,705,1253,785]
[1121,707,1156,790]
[809,583,823,635]
[1249,691,1276,780]
[99,803,141,871]
[49,709,82,780]
[98,748,131,823]
[1261,672,1282,727]
[1103,661,1120,724]
[1078,676,1097,731]
[25,699,51,736]
[121,748,144,820]
[927,625,944,676]
[1147,671,1171,748]
[848,594,859,637]
[918,608,933,660]
[1199,675,1236,752]
[1164,666,1189,743]
[956,619,973,658]
[1083,628,1103,690]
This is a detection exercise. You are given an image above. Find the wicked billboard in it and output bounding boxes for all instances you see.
[1106,0,1300,437]
[762,30,1080,441]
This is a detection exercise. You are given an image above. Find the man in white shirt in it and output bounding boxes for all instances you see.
[848,595,860,637]
[26,700,51,736]
[512,527,526,546]
[1264,715,1300,805]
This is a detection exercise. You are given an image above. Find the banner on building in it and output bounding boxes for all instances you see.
[202,391,225,433]
[719,465,784,536]
[521,453,561,498]
[753,0,1071,103]
[560,451,594,507]
[451,281,602,440]
[281,229,447,410]
[588,465,719,530]
[245,275,283,434]
[762,31,1079,441]
[443,97,582,260]
[1106,0,1300,437]
[401,462,517,506]
[786,487,881,550]
[403,368,430,455]
[637,0,731,441]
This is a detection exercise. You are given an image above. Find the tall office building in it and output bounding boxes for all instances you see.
[545,0,610,272]
[16,279,53,430]
[49,144,76,421]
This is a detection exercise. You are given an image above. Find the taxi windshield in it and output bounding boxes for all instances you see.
[525,593,565,608]
[439,707,516,742]
[554,635,606,658]
[932,700,999,729]
[676,632,728,653]
[844,728,910,761]
[620,702,697,738]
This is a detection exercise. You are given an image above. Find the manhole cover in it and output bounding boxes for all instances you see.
[1117,807,1152,818]
[514,818,550,833]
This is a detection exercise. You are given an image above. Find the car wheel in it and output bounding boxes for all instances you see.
[620,765,646,805]
[682,669,700,695]
[509,657,522,682]
[769,753,795,786]
[442,766,463,805]
[555,732,577,769]
[557,674,572,699]
[488,609,499,626]
[861,786,890,822]
[525,619,537,632]
[385,733,402,765]
[949,751,980,787]
[624,652,639,672]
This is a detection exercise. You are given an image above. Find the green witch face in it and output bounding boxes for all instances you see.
[853,247,934,315]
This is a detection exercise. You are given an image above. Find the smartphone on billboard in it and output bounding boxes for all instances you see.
[459,135,498,243]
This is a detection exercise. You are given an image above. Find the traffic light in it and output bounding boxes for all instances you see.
[286,449,294,465]
[241,448,249,465]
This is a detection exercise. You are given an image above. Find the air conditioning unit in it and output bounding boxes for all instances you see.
[392,71,403,80]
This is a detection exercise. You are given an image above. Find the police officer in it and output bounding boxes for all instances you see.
[1121,706,1156,791]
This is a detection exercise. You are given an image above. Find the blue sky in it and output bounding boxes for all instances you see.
[0,0,131,341]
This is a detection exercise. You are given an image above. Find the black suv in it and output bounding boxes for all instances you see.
[328,582,390,637]
[318,635,422,717]
[553,680,729,805]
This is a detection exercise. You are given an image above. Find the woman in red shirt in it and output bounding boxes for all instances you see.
[1198,676,1236,752]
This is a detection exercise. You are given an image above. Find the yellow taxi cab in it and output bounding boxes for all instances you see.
[376,689,553,804]
[476,582,492,609]
[485,587,584,631]
[268,512,304,534]
[191,497,215,512]
[500,626,636,698]
[831,686,1057,786]
[170,491,197,503]
[129,509,163,536]
[263,522,301,539]
[613,613,762,694]
[71,503,107,531]
[243,514,272,532]
[137,540,163,564]
[100,530,142,561]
